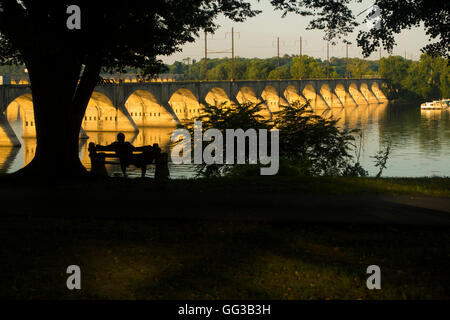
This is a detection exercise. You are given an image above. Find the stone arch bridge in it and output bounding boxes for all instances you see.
[0,78,387,146]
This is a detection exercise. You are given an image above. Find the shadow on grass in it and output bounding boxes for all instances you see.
[1,216,449,299]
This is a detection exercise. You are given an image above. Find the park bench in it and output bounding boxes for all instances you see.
[88,142,169,179]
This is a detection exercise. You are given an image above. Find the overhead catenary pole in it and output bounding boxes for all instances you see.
[232,27,235,81]
[182,57,192,80]
[327,41,330,79]
[299,36,303,80]
[379,47,382,76]
[204,31,207,81]
[346,43,349,78]
[277,37,280,80]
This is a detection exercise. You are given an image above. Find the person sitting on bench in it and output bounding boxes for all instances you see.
[95,132,160,177]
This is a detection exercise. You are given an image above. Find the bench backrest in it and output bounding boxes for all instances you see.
[88,142,161,160]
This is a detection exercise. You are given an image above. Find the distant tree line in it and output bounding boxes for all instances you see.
[0,64,27,75]
[166,55,381,81]
[380,54,449,102]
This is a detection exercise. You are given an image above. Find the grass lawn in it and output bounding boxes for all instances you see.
[75,175,450,198]
[0,176,449,299]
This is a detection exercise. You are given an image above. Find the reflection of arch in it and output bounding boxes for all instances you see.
[79,131,139,170]
[132,127,174,152]
[169,88,200,122]
[205,87,230,106]
[0,146,20,172]
[125,90,176,127]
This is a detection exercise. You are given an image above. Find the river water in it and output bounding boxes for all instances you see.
[1,102,449,178]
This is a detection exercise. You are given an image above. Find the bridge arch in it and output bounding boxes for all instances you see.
[169,88,200,122]
[82,91,135,132]
[125,89,176,127]
[348,82,368,105]
[284,85,306,106]
[261,85,287,116]
[360,82,379,104]
[4,93,35,139]
[320,83,343,108]
[371,82,388,102]
[335,83,356,107]
[205,87,231,106]
[83,91,120,131]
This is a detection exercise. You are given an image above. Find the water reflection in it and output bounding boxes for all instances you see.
[0,103,449,177]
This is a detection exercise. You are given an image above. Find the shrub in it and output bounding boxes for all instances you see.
[273,102,367,176]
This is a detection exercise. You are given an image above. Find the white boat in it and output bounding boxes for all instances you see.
[421,100,449,110]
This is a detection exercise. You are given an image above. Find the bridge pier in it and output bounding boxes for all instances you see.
[0,112,21,146]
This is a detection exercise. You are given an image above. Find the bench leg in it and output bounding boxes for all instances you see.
[155,153,169,180]
[120,163,128,177]
[90,154,108,177]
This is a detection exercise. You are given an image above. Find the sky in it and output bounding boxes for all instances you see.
[160,0,430,64]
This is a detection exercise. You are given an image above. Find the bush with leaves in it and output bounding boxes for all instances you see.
[372,141,392,178]
[178,100,369,177]
[273,102,367,176]
[178,101,273,177]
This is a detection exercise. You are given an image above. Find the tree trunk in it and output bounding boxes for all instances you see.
[11,54,100,180]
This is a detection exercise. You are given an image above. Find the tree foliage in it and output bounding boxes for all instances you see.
[357,0,449,58]
[180,101,368,177]
[180,102,273,177]
[167,55,380,80]
[381,54,449,101]
[273,102,366,176]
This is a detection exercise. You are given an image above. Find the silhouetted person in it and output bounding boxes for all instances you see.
[96,133,160,177]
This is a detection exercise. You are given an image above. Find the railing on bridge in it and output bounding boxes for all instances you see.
[0,74,383,86]
[0,73,186,85]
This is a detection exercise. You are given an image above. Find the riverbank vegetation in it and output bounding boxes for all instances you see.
[179,101,372,178]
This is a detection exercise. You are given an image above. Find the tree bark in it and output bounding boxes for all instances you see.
[11,54,101,180]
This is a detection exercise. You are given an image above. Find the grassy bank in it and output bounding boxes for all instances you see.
[62,176,450,198]
[0,217,449,299]
[2,175,450,198]
[0,176,449,299]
